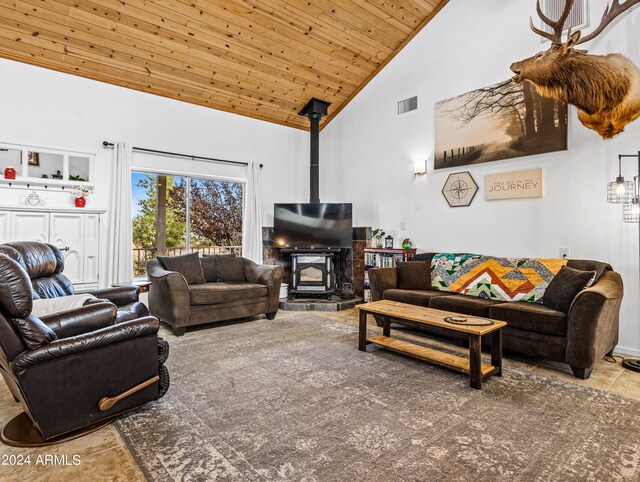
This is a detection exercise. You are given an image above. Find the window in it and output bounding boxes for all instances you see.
[132,172,243,277]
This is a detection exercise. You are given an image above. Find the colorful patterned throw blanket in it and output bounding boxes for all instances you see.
[430,253,567,303]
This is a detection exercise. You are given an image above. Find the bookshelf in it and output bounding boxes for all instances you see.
[363,248,417,301]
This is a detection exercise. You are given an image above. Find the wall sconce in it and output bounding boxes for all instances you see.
[414,159,426,176]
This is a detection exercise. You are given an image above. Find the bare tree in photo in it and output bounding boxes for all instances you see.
[435,79,567,169]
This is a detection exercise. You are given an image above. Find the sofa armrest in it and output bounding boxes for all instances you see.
[566,271,623,369]
[40,302,117,339]
[91,286,140,306]
[245,261,284,313]
[369,268,398,301]
[146,259,190,328]
[11,317,159,377]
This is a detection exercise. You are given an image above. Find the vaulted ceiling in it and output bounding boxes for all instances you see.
[0,0,449,130]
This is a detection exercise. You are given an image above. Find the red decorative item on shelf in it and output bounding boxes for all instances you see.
[75,197,86,208]
[4,166,16,180]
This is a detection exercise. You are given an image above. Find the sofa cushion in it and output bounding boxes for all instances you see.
[201,254,244,282]
[201,254,240,282]
[489,302,567,336]
[200,256,219,283]
[429,294,503,317]
[383,289,453,307]
[215,255,245,282]
[189,282,267,305]
[430,253,567,303]
[566,259,610,283]
[158,253,206,285]
[397,261,430,290]
[542,266,596,313]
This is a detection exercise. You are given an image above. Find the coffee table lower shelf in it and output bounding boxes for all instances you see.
[368,335,497,377]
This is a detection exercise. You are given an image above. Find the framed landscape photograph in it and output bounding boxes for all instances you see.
[434,80,567,170]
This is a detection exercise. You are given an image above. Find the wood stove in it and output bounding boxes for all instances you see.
[289,251,336,297]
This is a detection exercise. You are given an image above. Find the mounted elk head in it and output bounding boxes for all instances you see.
[510,0,640,139]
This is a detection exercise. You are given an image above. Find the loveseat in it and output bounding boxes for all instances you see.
[147,253,283,336]
[369,252,623,379]
[0,242,148,323]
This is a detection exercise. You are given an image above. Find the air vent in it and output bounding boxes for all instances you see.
[397,96,418,115]
[539,0,589,41]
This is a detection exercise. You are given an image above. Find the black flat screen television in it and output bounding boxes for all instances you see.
[274,203,353,249]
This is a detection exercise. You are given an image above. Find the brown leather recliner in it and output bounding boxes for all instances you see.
[0,253,169,445]
[0,242,148,323]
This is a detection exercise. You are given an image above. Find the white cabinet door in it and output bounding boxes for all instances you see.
[11,212,49,243]
[49,213,85,284]
[83,214,100,284]
[0,212,10,244]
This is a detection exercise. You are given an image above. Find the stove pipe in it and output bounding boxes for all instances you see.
[298,98,331,204]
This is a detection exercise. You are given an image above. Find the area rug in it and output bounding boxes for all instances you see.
[116,315,640,481]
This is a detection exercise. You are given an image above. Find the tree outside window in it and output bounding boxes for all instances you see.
[132,172,243,276]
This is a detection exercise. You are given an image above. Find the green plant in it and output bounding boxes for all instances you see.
[371,228,386,240]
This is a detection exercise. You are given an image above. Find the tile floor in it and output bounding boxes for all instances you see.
[1,308,639,481]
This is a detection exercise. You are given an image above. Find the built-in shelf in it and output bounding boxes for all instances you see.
[0,176,94,192]
[0,142,95,192]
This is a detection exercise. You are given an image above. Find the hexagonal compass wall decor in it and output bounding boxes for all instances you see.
[442,171,478,207]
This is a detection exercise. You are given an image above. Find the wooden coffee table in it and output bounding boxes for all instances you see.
[357,300,506,389]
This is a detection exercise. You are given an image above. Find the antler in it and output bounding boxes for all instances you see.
[577,0,640,44]
[530,0,575,43]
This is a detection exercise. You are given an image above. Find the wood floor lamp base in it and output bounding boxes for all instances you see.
[1,412,117,447]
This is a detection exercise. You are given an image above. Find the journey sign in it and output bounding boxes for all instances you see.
[484,168,543,200]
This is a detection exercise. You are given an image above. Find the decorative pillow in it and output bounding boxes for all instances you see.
[215,255,245,282]
[542,266,597,313]
[200,256,219,283]
[430,253,567,303]
[397,262,430,290]
[158,253,206,285]
[566,259,611,283]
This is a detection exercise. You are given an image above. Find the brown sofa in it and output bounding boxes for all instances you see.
[147,253,283,336]
[369,253,623,379]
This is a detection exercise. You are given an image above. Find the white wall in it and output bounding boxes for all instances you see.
[0,58,308,284]
[321,0,640,355]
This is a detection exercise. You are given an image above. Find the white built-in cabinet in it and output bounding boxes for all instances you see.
[0,207,105,292]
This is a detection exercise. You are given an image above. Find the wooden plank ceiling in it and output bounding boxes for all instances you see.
[0,0,448,130]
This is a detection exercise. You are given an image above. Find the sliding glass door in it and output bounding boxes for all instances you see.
[131,172,243,277]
